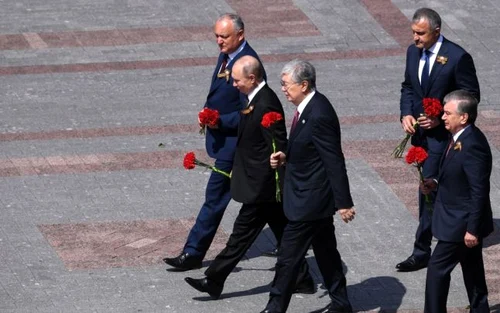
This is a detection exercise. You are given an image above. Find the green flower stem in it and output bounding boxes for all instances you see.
[417,165,432,210]
[195,160,231,178]
[391,122,419,158]
[211,166,231,178]
[272,137,281,203]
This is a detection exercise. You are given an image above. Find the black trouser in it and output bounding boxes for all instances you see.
[265,217,352,313]
[425,240,489,313]
[205,202,310,286]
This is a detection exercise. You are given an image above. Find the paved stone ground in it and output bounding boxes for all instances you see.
[0,0,499,312]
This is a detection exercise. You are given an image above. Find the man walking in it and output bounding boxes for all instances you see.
[396,8,480,272]
[422,90,492,312]
[184,56,313,299]
[261,60,356,313]
[163,13,278,271]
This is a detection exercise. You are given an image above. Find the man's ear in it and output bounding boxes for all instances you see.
[461,113,469,125]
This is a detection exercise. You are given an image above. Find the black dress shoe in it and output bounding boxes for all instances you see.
[293,277,315,294]
[396,255,428,272]
[185,277,223,299]
[309,303,353,313]
[163,252,202,271]
[261,247,279,257]
[259,310,278,313]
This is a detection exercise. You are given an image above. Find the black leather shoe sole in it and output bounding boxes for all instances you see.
[261,248,279,257]
[293,286,315,294]
[396,263,427,272]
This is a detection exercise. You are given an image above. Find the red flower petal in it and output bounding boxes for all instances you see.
[183,152,196,169]
[261,112,283,128]
[422,98,442,118]
[199,108,220,127]
[405,146,428,165]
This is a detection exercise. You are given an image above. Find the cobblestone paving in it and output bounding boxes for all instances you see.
[0,0,499,312]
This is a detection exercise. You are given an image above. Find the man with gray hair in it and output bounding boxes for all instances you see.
[396,7,480,272]
[184,55,314,300]
[261,60,356,313]
[420,90,492,312]
[163,13,280,271]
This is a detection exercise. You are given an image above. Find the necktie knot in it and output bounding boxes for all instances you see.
[220,54,229,73]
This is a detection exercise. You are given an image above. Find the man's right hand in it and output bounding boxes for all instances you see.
[420,178,437,195]
[270,151,286,169]
[401,115,417,135]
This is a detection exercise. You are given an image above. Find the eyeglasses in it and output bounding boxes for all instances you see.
[280,80,299,90]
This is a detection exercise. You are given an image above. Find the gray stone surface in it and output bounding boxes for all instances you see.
[0,0,499,312]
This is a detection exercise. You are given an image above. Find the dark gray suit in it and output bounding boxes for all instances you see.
[265,91,354,313]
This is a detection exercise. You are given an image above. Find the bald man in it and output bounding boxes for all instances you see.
[184,56,314,300]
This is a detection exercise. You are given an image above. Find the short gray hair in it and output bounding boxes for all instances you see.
[217,13,244,32]
[444,90,478,124]
[412,8,441,30]
[280,59,316,90]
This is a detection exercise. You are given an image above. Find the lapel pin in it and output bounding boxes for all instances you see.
[436,55,448,65]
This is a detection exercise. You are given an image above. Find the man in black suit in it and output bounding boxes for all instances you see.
[163,13,277,271]
[396,8,480,272]
[261,60,356,313]
[421,90,492,312]
[184,56,314,299]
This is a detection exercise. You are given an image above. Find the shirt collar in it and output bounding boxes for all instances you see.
[248,81,266,104]
[296,90,316,116]
[425,34,443,56]
[453,124,470,142]
[228,41,247,63]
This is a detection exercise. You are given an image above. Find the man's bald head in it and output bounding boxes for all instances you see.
[234,55,264,83]
[231,55,264,95]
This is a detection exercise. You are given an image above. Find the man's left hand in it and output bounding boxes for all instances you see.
[464,232,479,248]
[417,115,440,130]
[338,208,356,223]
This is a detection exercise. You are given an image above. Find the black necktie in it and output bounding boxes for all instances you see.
[421,49,432,91]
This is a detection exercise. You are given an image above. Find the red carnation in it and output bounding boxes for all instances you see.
[183,152,196,170]
[261,112,283,128]
[405,146,431,206]
[422,98,442,118]
[182,151,230,178]
[405,146,428,165]
[261,111,284,202]
[199,108,220,127]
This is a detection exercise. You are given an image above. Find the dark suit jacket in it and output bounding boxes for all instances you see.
[432,125,493,242]
[400,37,480,178]
[283,92,353,222]
[231,84,287,204]
[205,43,266,161]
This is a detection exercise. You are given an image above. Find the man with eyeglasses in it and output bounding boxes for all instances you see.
[261,60,356,313]
[184,56,314,300]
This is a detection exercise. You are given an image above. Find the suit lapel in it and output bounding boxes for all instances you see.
[237,86,265,144]
[288,94,314,154]
[425,40,449,95]
[208,44,251,97]
[439,126,471,177]
[410,47,424,97]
